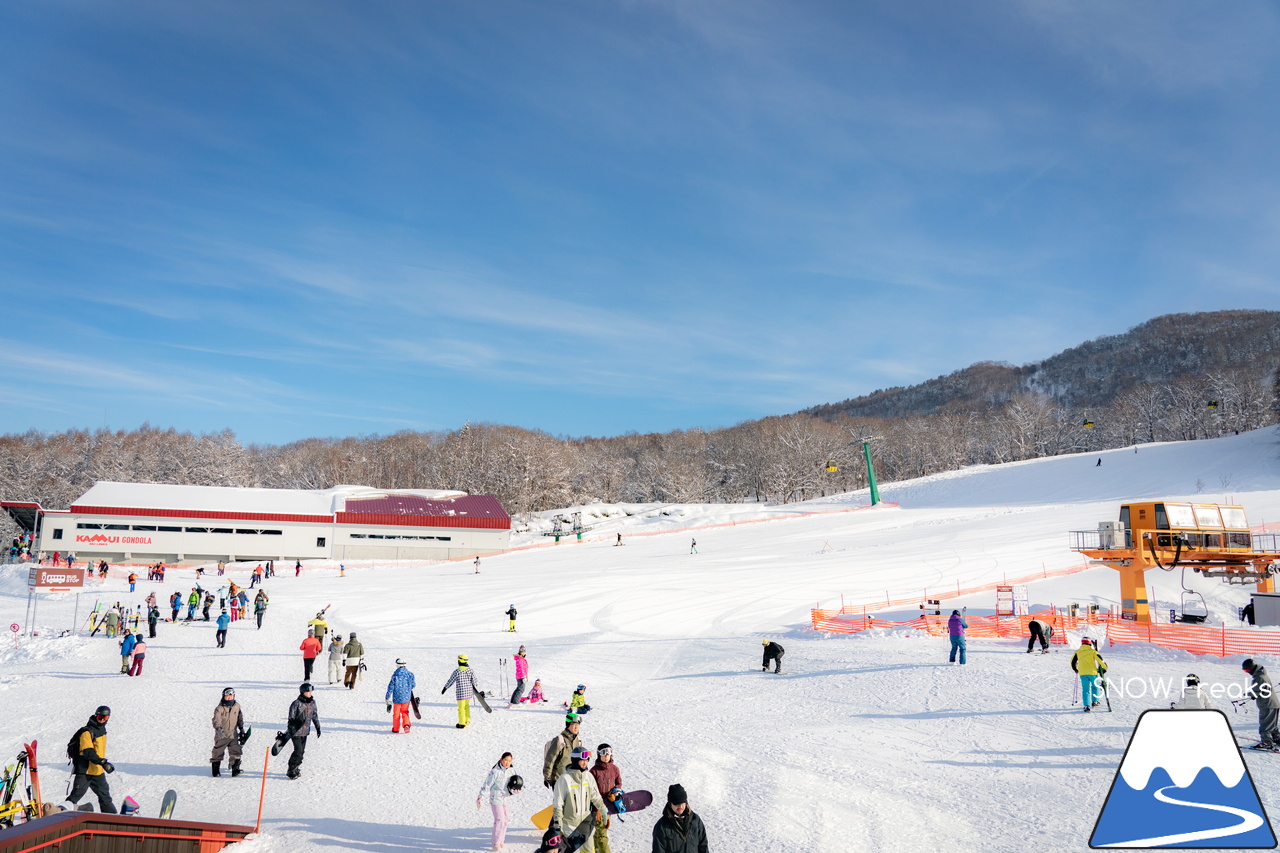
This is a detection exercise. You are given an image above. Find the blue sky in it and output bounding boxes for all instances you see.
[2,1,1278,443]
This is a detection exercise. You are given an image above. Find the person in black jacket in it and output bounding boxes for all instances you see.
[761,640,784,673]
[284,683,321,779]
[1026,618,1053,653]
[652,783,708,853]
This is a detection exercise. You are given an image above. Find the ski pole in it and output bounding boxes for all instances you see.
[1071,675,1079,706]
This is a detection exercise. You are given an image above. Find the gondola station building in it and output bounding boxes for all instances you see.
[2,481,511,565]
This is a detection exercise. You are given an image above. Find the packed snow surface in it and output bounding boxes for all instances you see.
[3,429,1280,852]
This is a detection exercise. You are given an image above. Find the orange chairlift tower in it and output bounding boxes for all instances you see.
[1070,501,1280,623]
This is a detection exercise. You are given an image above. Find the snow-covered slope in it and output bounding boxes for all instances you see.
[2,428,1280,852]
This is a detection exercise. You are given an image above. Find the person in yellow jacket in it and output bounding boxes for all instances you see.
[63,706,116,813]
[1071,638,1107,712]
[308,612,329,646]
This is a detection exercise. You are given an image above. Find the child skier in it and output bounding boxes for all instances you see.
[506,604,517,632]
[564,684,592,714]
[762,639,785,673]
[1071,637,1107,712]
[476,752,521,849]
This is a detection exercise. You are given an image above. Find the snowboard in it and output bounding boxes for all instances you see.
[532,805,555,830]
[237,727,252,746]
[475,691,492,714]
[556,811,600,852]
[606,789,653,815]
[270,731,291,757]
[411,695,421,720]
[159,789,176,819]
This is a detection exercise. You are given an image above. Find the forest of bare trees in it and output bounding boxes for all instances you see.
[0,369,1273,535]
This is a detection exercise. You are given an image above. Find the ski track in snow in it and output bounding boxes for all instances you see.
[1,430,1280,851]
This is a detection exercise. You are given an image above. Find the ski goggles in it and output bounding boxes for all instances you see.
[598,747,612,757]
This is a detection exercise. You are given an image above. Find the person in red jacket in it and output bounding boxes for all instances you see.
[299,629,322,681]
[589,744,622,851]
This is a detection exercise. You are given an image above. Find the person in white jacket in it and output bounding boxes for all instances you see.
[1170,673,1215,709]
[552,746,606,849]
[476,752,522,851]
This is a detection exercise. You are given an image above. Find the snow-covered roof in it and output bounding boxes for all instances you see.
[70,481,469,517]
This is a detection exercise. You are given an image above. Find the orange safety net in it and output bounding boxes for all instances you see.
[1105,619,1280,658]
[810,607,1100,643]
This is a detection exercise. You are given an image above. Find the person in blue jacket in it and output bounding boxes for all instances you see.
[216,609,230,648]
[385,658,417,733]
[948,610,968,665]
[119,632,136,674]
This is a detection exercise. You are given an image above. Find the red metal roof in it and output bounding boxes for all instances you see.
[342,494,510,519]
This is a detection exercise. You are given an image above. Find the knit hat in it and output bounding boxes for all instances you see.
[667,784,688,805]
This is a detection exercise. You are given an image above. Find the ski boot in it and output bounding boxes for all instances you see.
[286,767,301,779]
[211,761,221,777]
[230,760,241,777]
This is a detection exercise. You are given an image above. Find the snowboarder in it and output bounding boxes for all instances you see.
[1027,618,1053,653]
[523,678,548,704]
[254,590,268,629]
[761,640,784,673]
[211,688,246,777]
[506,604,518,633]
[64,706,117,814]
[300,629,322,681]
[948,610,968,665]
[615,533,622,547]
[551,746,606,851]
[1243,658,1280,749]
[308,611,329,646]
[385,658,416,733]
[543,714,582,788]
[342,632,365,689]
[216,610,230,648]
[1170,674,1214,710]
[590,745,622,852]
[565,684,592,714]
[477,752,521,850]
[119,631,136,674]
[690,539,697,555]
[283,683,320,779]
[651,784,709,853]
[442,655,482,728]
[510,646,529,705]
[327,634,345,685]
[127,634,146,676]
[1071,637,1107,712]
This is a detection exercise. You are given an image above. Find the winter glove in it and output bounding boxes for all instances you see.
[544,779,555,789]
[441,688,447,694]
[386,703,392,713]
[314,724,321,738]
[101,761,115,774]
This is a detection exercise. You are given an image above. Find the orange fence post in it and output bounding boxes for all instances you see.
[255,747,269,833]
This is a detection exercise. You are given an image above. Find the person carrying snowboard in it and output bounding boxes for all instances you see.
[589,745,622,853]
[510,646,529,706]
[1027,618,1053,653]
[442,654,482,728]
[327,634,345,685]
[63,706,117,814]
[948,610,968,665]
[1071,637,1107,712]
[652,783,709,853]
[254,590,268,629]
[300,629,322,681]
[565,684,592,714]
[119,630,136,674]
[343,632,365,689]
[386,658,416,733]
[761,640,784,674]
[1171,673,1214,710]
[283,682,320,779]
[506,604,518,633]
[127,633,146,676]
[308,611,329,646]
[543,714,582,789]
[552,746,606,851]
[211,687,246,777]
[477,752,521,850]
[216,609,230,648]
[1243,658,1280,749]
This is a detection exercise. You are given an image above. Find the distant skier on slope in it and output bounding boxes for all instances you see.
[948,611,968,665]
[1071,637,1106,712]
[1243,658,1280,750]
[300,629,322,681]
[762,639,785,673]
[1027,618,1053,653]
[327,634,345,685]
[564,684,591,714]
[343,632,365,689]
[506,604,518,632]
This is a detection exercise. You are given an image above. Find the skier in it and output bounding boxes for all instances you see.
[202,591,214,622]
[543,714,582,789]
[119,631,136,674]
[1242,658,1280,749]
[441,655,482,728]
[565,684,592,715]
[948,610,968,665]
[1170,674,1214,710]
[63,706,116,814]
[308,611,329,646]
[385,658,416,733]
[300,629,322,681]
[589,745,622,852]
[127,633,146,676]
[474,556,481,574]
[169,591,181,622]
[254,590,269,629]
[651,784,709,853]
[186,588,199,620]
[510,646,529,706]
[215,609,230,648]
[690,539,697,555]
[1071,637,1107,712]
[761,639,785,674]
[146,605,159,639]
[477,752,521,850]
[104,608,120,639]
[295,560,302,577]
[342,632,365,689]
[127,572,137,593]
[327,634,345,685]
[506,604,518,633]
[1027,618,1053,653]
[551,746,606,851]
[211,687,246,777]
[283,683,320,779]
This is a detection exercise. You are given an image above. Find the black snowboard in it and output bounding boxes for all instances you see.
[475,691,493,714]
[238,727,252,746]
[557,811,600,852]
[270,730,291,756]
[411,695,421,720]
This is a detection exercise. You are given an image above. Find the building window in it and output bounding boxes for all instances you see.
[159,526,181,532]
[211,528,233,534]
[52,529,63,540]
[132,525,156,531]
[316,537,326,547]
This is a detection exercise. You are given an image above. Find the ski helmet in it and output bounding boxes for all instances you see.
[506,775,524,793]
[1080,637,1092,646]
[570,746,592,762]
[299,682,314,693]
[597,744,613,757]
[222,687,235,697]
[458,654,469,665]
[762,639,769,646]
[1244,658,1256,672]
[1186,674,1201,686]
[577,684,585,690]
[565,713,581,725]
[95,705,111,718]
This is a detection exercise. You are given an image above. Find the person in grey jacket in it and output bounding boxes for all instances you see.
[284,682,321,779]
[327,634,345,685]
[1243,659,1280,749]
[211,687,246,777]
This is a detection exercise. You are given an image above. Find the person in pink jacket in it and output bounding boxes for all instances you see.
[510,646,529,706]
[521,679,547,704]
